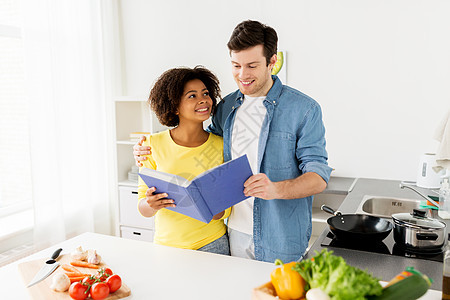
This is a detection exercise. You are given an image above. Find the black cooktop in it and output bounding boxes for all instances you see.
[320,230,444,263]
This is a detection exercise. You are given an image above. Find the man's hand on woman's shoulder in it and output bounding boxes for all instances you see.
[133,135,151,167]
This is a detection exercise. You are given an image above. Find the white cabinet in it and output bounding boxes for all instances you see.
[120,226,154,242]
[118,185,155,242]
[118,185,154,229]
[113,96,166,242]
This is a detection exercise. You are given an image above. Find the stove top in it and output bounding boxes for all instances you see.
[320,230,444,263]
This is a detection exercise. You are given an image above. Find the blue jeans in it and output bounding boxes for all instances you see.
[197,233,230,256]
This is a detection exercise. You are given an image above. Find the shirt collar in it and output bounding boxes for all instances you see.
[234,75,282,106]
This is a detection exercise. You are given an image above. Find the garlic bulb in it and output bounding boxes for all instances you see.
[71,246,87,261]
[50,273,70,292]
[87,249,101,264]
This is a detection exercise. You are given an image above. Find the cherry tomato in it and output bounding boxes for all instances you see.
[90,282,110,300]
[106,274,122,293]
[102,268,113,276]
[96,267,113,281]
[82,275,96,286]
[69,282,89,300]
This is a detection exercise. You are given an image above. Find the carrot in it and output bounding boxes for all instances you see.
[69,275,88,283]
[70,260,100,269]
[61,264,81,273]
[65,272,90,278]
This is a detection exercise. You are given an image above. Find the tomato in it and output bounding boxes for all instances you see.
[99,267,113,277]
[82,275,96,286]
[96,267,113,281]
[69,282,89,300]
[90,282,110,300]
[106,274,122,293]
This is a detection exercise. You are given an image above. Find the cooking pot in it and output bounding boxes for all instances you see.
[392,209,446,252]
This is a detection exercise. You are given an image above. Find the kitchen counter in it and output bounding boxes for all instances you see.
[306,178,445,292]
[0,230,441,299]
[0,232,277,300]
[0,225,442,299]
[321,176,358,195]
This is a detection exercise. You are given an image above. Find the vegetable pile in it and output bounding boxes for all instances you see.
[66,267,122,300]
[268,249,432,300]
[48,246,123,300]
[293,249,382,300]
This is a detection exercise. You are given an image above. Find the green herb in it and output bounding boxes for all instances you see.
[293,249,383,300]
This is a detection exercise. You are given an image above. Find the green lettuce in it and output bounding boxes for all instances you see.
[293,249,382,300]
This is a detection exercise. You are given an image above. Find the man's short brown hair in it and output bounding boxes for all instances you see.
[227,20,278,65]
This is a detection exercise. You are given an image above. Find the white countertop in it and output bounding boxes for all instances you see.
[0,232,275,299]
[0,232,441,299]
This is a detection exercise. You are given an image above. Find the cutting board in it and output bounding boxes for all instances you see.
[18,254,131,300]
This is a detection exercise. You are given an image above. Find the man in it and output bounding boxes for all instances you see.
[135,20,332,263]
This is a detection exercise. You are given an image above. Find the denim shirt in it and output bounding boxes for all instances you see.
[208,76,332,263]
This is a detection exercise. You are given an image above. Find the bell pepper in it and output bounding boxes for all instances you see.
[270,259,305,300]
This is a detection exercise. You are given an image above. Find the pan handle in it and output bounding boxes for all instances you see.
[416,232,439,241]
[321,205,342,216]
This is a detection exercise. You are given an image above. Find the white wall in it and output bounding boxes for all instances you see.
[117,0,450,181]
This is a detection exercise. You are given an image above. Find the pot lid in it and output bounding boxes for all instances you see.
[392,209,446,229]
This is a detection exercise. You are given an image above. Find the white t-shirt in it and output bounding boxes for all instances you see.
[228,95,267,235]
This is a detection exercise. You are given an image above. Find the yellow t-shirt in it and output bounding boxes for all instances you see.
[138,130,230,250]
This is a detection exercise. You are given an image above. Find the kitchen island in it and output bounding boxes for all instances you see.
[0,229,441,299]
[0,232,278,300]
[306,177,446,292]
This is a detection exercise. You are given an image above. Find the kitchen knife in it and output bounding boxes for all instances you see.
[27,248,63,288]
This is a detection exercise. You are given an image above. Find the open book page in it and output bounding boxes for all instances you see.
[139,168,190,187]
[191,155,253,215]
[193,155,244,181]
[139,168,212,222]
[184,184,213,223]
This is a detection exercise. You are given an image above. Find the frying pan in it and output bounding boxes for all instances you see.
[321,205,393,242]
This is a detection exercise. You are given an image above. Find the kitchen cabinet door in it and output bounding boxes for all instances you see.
[119,185,155,230]
[120,225,154,242]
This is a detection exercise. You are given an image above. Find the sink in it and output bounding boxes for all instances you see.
[355,195,422,218]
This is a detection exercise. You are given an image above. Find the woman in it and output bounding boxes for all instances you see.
[137,66,230,255]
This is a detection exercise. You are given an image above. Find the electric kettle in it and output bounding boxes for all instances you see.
[417,153,441,188]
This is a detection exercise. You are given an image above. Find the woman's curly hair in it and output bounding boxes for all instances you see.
[148,66,221,127]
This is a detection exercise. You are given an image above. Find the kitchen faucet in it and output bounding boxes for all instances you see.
[399,182,440,208]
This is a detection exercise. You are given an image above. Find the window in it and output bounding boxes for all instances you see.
[0,0,33,234]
